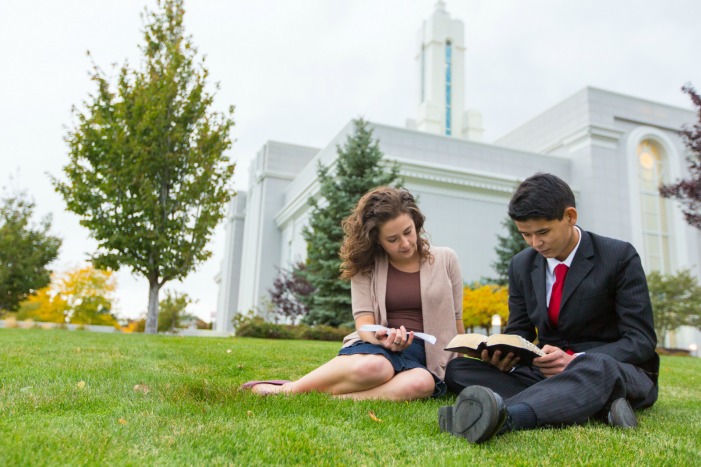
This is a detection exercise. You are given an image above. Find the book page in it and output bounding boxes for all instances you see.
[444,333,488,350]
[358,324,436,345]
[486,334,543,357]
[444,333,543,365]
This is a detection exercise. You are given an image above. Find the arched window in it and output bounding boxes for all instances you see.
[637,139,672,273]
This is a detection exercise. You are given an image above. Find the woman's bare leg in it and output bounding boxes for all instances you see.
[249,354,395,395]
[334,368,436,401]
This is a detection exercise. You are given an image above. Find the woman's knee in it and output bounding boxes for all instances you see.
[402,370,436,399]
[349,355,395,382]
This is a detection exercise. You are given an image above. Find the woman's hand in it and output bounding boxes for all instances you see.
[376,325,414,352]
[355,316,414,351]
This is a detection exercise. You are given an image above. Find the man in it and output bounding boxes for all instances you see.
[441,173,659,444]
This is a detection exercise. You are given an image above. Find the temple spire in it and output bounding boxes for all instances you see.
[411,2,484,141]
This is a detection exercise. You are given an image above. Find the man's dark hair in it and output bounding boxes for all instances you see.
[508,173,576,221]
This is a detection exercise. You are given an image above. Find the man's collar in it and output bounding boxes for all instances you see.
[546,226,581,272]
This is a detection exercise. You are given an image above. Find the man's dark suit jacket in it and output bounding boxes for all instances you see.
[505,228,659,382]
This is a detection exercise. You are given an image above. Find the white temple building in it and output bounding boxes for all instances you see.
[214,2,700,352]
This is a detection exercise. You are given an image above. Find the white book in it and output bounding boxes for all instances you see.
[359,324,436,345]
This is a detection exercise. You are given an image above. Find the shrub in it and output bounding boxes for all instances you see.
[233,311,352,341]
[234,313,296,339]
[296,324,353,342]
[268,262,314,325]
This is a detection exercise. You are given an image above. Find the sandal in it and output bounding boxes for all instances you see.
[239,380,291,394]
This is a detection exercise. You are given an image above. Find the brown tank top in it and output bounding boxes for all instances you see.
[385,263,424,333]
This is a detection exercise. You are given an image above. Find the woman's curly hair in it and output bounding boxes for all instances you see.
[339,186,431,280]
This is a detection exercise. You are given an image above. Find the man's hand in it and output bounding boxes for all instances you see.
[533,345,576,377]
[481,349,520,372]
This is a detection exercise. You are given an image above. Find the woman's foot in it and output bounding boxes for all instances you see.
[240,380,291,395]
[251,382,288,395]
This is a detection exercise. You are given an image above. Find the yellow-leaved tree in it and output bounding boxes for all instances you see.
[15,286,68,323]
[15,265,119,328]
[60,266,118,326]
[462,283,509,334]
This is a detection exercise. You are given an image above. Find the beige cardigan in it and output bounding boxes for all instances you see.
[341,246,463,380]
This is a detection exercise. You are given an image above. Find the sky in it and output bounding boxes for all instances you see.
[1,0,700,323]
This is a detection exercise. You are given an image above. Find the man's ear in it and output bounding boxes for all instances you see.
[564,207,578,225]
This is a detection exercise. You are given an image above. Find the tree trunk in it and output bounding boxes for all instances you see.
[145,280,161,334]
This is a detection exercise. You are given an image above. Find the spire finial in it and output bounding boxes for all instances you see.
[435,1,447,13]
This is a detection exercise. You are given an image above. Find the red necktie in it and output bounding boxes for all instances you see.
[548,263,569,327]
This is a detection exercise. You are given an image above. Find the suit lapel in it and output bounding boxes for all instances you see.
[561,230,594,310]
[531,254,547,313]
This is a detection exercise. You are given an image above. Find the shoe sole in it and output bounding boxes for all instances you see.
[438,406,453,433]
[608,398,637,428]
[450,386,504,444]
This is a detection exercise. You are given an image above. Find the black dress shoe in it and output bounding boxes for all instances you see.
[438,405,454,433]
[438,385,509,443]
[607,398,637,428]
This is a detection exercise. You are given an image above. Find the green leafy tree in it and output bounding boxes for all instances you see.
[489,215,529,285]
[53,0,235,334]
[647,269,701,346]
[158,289,195,332]
[0,192,61,314]
[302,119,402,326]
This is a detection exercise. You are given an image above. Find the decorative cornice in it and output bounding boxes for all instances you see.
[255,169,296,184]
[540,124,625,154]
[273,156,522,228]
[393,156,520,194]
[615,116,683,134]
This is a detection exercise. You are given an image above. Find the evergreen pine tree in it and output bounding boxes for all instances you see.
[490,216,529,286]
[302,119,402,326]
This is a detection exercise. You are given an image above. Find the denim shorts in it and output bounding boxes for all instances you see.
[337,339,447,397]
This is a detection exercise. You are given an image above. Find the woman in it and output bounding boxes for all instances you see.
[241,186,464,400]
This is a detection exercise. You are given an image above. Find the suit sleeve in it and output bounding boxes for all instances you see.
[584,244,657,365]
[505,255,538,343]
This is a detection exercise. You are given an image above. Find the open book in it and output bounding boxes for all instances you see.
[445,333,543,365]
[359,325,436,345]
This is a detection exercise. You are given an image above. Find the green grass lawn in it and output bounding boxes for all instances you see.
[1,328,699,465]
